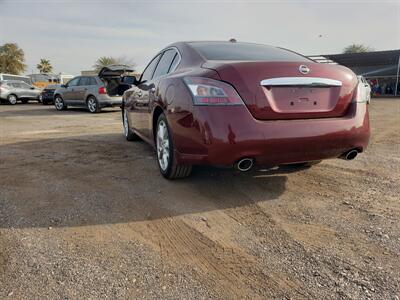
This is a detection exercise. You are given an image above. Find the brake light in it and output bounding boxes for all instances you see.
[183,77,244,105]
[353,83,368,103]
[98,86,107,94]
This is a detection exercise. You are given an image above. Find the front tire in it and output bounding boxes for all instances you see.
[87,96,101,113]
[54,95,67,111]
[156,113,192,179]
[7,94,17,105]
[123,109,140,141]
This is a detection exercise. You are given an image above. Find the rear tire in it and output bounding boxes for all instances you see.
[123,109,140,141]
[87,96,101,113]
[54,95,67,111]
[156,113,192,179]
[7,94,17,105]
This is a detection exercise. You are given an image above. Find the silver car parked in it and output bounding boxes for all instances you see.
[53,65,134,113]
[0,80,41,105]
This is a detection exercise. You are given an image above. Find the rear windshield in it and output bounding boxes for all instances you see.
[189,42,311,62]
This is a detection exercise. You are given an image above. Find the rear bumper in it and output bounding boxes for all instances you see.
[170,102,370,167]
[98,96,122,108]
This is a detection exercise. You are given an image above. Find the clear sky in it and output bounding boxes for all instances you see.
[0,0,399,75]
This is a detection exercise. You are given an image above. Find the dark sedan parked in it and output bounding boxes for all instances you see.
[40,84,61,104]
[122,41,370,179]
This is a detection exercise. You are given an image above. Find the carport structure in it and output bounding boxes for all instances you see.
[309,49,400,96]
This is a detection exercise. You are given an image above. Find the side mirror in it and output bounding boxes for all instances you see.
[61,84,68,88]
[122,75,139,85]
[30,87,35,90]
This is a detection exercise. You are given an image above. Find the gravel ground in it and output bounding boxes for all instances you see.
[0,99,399,299]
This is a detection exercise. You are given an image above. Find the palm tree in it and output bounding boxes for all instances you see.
[37,58,53,74]
[343,44,373,54]
[93,56,136,71]
[93,56,118,71]
[0,43,27,75]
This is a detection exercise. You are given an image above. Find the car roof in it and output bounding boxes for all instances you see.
[1,80,29,83]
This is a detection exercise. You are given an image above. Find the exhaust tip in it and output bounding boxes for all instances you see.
[236,158,254,172]
[344,149,358,160]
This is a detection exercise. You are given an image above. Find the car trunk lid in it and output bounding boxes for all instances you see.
[98,64,134,78]
[202,61,357,120]
[98,65,134,98]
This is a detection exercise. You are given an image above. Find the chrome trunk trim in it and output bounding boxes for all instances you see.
[260,77,342,87]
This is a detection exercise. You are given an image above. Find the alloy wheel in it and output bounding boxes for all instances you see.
[8,95,17,105]
[87,98,97,113]
[55,97,63,110]
[123,109,129,137]
[156,120,170,171]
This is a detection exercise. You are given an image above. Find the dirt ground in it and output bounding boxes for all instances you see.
[0,99,399,299]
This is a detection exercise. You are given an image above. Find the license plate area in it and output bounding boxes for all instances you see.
[263,86,340,113]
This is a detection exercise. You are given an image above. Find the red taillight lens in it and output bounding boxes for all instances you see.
[183,77,244,106]
[98,86,107,94]
[353,83,368,103]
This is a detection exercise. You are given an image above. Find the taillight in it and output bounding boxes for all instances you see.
[98,86,107,94]
[183,77,244,106]
[353,83,368,104]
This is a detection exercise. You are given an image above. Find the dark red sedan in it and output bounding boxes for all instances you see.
[122,41,370,179]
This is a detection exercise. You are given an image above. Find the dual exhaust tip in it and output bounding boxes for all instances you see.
[236,149,359,172]
[341,149,358,161]
[236,158,254,172]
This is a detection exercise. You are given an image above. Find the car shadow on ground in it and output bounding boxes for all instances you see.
[0,133,309,229]
[0,104,120,117]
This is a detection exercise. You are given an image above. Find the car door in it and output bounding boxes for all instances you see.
[10,82,24,98]
[19,82,37,99]
[74,77,90,105]
[63,77,80,103]
[128,49,179,141]
[126,53,162,140]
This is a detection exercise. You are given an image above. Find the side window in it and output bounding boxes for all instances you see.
[20,82,31,89]
[89,77,97,85]
[141,54,161,82]
[68,77,80,87]
[168,53,180,73]
[78,77,89,86]
[153,49,177,79]
[12,83,22,88]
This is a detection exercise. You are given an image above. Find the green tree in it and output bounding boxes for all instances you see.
[343,44,373,53]
[0,43,27,75]
[93,56,135,71]
[37,58,53,74]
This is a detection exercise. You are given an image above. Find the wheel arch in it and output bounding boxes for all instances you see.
[8,93,18,99]
[85,94,97,103]
[152,105,164,141]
